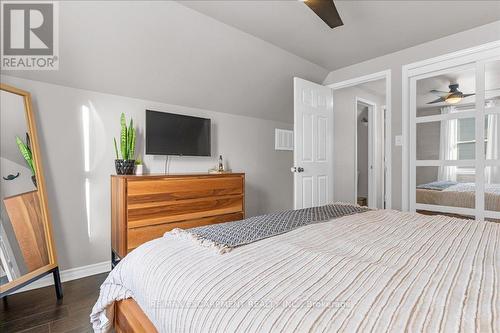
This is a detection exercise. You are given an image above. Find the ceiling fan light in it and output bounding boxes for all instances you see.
[445,96,462,104]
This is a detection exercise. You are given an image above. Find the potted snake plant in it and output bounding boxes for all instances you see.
[113,113,136,175]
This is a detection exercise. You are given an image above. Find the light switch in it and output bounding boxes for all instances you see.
[395,135,403,146]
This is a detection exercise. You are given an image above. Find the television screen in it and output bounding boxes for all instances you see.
[146,110,211,156]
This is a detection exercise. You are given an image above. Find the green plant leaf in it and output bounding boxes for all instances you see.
[120,113,127,160]
[127,119,134,160]
[16,136,35,175]
[113,138,119,159]
[130,127,136,160]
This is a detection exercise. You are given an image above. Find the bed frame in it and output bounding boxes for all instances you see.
[114,299,158,333]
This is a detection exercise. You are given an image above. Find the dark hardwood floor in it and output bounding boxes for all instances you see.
[1,272,109,333]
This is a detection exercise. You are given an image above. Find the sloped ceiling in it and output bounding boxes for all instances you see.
[182,1,500,70]
[3,1,499,124]
[1,1,328,123]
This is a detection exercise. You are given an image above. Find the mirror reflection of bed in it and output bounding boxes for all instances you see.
[415,62,500,221]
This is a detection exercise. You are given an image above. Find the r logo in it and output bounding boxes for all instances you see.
[3,3,54,55]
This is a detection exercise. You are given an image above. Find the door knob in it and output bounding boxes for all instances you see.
[291,167,304,173]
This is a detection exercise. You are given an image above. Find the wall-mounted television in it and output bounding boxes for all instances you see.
[145,110,211,156]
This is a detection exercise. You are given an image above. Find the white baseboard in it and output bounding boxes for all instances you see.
[12,261,111,295]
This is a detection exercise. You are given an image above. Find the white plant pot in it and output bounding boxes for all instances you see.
[135,164,143,175]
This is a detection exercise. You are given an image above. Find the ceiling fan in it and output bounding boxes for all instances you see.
[302,0,343,29]
[427,84,474,105]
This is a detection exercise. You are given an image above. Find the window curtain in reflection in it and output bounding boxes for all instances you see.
[485,113,500,183]
[438,106,458,181]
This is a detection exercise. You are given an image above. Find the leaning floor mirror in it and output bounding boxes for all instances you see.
[0,83,62,299]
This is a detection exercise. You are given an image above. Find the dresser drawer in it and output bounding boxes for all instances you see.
[127,176,243,203]
[127,212,244,251]
[127,195,243,228]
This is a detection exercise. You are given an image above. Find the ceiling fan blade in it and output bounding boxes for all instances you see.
[430,89,449,96]
[304,0,343,29]
[462,93,475,98]
[427,97,446,104]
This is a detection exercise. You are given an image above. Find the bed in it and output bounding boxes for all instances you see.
[91,204,500,333]
[416,181,500,211]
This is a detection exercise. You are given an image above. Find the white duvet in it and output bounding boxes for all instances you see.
[91,209,499,333]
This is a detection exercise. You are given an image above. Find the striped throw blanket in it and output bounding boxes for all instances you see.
[91,209,500,332]
[169,203,369,253]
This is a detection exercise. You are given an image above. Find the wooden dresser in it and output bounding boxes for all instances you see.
[111,173,245,263]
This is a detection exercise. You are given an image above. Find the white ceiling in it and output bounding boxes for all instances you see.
[181,1,500,70]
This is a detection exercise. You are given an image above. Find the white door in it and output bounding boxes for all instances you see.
[293,78,334,209]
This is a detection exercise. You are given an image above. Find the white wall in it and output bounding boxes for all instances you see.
[324,20,500,210]
[0,158,35,198]
[1,75,293,271]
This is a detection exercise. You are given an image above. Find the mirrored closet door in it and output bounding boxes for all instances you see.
[409,52,500,222]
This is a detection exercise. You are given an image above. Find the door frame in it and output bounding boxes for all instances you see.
[355,97,377,208]
[327,70,392,209]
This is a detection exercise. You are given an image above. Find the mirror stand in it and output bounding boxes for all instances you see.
[0,266,62,299]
